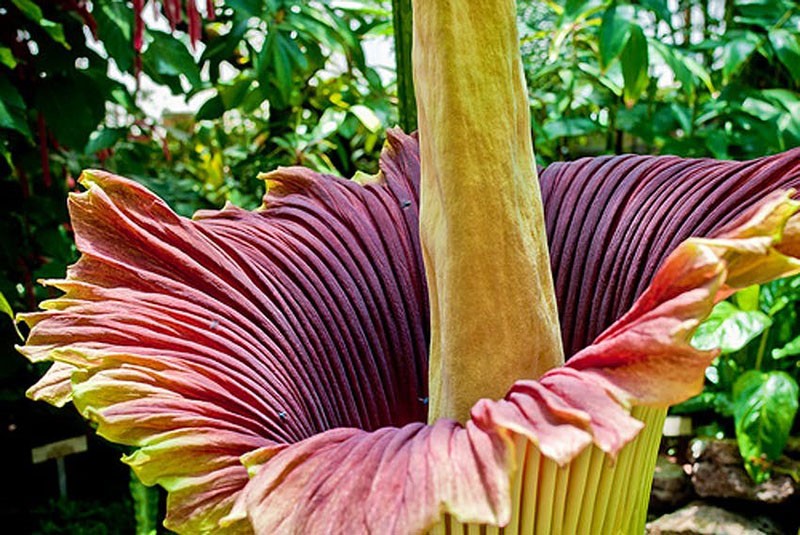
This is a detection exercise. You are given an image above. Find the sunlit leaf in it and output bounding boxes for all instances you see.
[10,0,69,48]
[768,29,800,84]
[0,290,21,340]
[142,31,202,90]
[620,24,649,107]
[85,127,127,155]
[692,301,772,354]
[733,370,799,482]
[599,5,634,70]
[542,117,600,139]
[349,104,381,133]
[95,0,135,72]
[0,47,17,69]
[721,32,759,83]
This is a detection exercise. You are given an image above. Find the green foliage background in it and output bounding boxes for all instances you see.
[0,0,799,531]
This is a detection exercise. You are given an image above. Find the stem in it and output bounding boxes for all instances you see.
[391,0,416,132]
[754,327,769,371]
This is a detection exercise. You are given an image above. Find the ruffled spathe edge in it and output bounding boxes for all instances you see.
[221,191,800,533]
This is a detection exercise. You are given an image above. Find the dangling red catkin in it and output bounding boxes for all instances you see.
[166,0,182,29]
[206,0,215,20]
[133,0,144,52]
[187,0,201,48]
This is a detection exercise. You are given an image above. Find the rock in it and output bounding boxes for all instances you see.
[646,501,783,535]
[691,463,796,503]
[690,439,742,465]
[689,439,798,504]
[650,454,693,510]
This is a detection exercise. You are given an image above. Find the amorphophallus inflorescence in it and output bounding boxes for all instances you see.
[18,0,800,534]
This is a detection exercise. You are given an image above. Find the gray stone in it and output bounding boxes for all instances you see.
[691,462,796,503]
[690,439,742,465]
[650,455,693,510]
[646,501,784,535]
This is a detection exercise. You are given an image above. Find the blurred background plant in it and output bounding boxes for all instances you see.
[518,0,800,162]
[1,0,799,532]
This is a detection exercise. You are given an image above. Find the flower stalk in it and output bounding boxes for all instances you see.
[413,0,563,423]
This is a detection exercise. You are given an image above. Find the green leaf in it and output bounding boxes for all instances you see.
[620,24,649,107]
[196,94,225,121]
[0,76,32,138]
[692,301,772,354]
[651,41,714,95]
[95,0,135,72]
[85,127,127,155]
[638,0,672,22]
[599,5,634,70]
[768,29,800,84]
[562,0,604,22]
[271,35,294,106]
[542,117,600,139]
[0,47,17,69]
[225,0,264,17]
[0,290,21,340]
[142,31,202,90]
[35,73,106,149]
[11,0,69,48]
[733,370,799,482]
[721,32,759,83]
[734,284,761,312]
[219,78,254,109]
[349,105,381,133]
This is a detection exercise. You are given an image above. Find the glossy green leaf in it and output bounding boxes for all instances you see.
[85,127,127,155]
[620,24,649,107]
[0,290,21,340]
[733,370,799,482]
[142,31,202,90]
[197,94,225,121]
[257,33,293,109]
[637,0,671,22]
[599,5,634,70]
[35,73,105,149]
[219,78,254,110]
[692,301,772,354]
[721,32,759,83]
[562,0,604,22]
[0,47,17,69]
[226,0,263,17]
[0,76,31,138]
[542,117,601,139]
[768,29,800,84]
[11,0,69,48]
[95,0,135,72]
[651,41,714,95]
[349,105,381,133]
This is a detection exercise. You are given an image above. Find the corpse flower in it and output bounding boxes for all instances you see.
[18,1,800,534]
